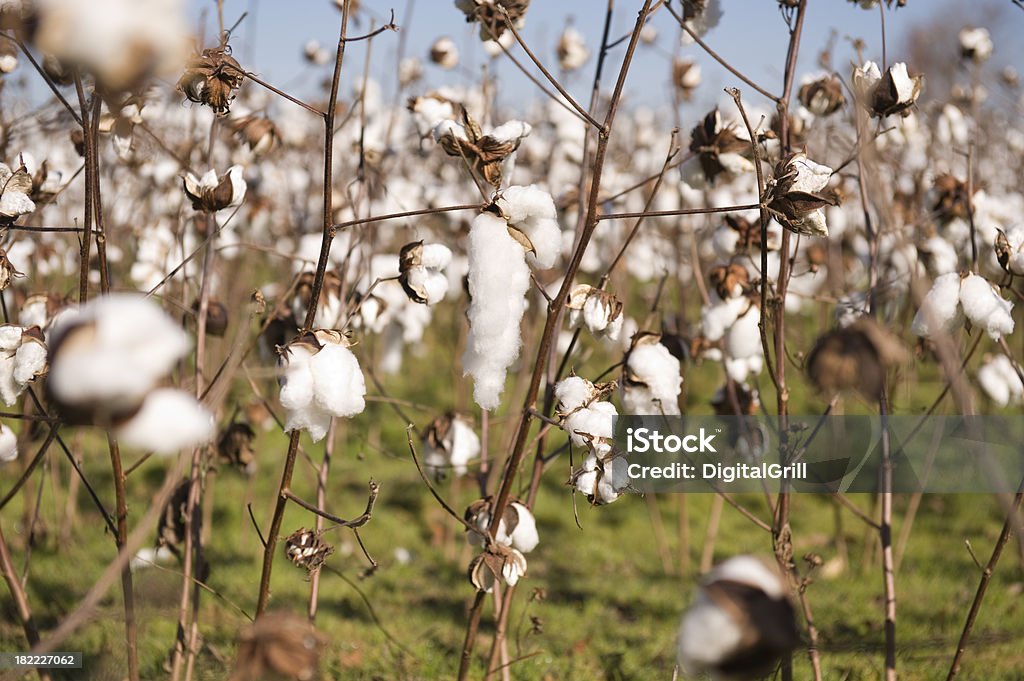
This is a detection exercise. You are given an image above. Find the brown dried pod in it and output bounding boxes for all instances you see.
[871,63,923,118]
[190,298,229,337]
[157,480,190,561]
[229,612,326,681]
[217,421,256,473]
[177,46,245,116]
[766,152,837,237]
[707,263,750,300]
[797,75,846,117]
[930,173,971,223]
[229,114,281,156]
[455,0,531,40]
[435,107,528,187]
[0,248,23,291]
[468,543,528,592]
[806,318,908,399]
[284,528,335,573]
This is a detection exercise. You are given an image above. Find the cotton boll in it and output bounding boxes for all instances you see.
[130,546,176,571]
[279,343,316,411]
[47,294,191,418]
[309,341,366,418]
[114,388,215,454]
[463,212,532,410]
[977,355,1024,407]
[921,235,960,276]
[959,273,1014,340]
[911,272,964,338]
[0,325,22,350]
[564,400,617,452]
[724,305,763,382]
[701,295,747,342]
[554,376,596,414]
[13,337,47,384]
[0,422,16,462]
[623,342,682,416]
[573,452,629,504]
[405,268,449,304]
[497,185,561,269]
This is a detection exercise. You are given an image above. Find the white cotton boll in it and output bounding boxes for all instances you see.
[0,360,18,407]
[724,306,762,381]
[626,343,682,415]
[497,185,561,269]
[959,27,993,63]
[789,155,832,194]
[482,31,515,58]
[937,104,968,147]
[489,120,532,145]
[448,419,481,474]
[922,235,959,276]
[977,355,1023,407]
[564,401,616,450]
[0,325,22,350]
[959,273,1014,340]
[420,243,453,269]
[309,343,366,418]
[574,453,629,504]
[13,339,47,385]
[407,268,449,304]
[508,502,539,553]
[678,593,745,675]
[680,0,722,41]
[557,27,589,71]
[130,546,175,571]
[888,63,917,104]
[285,404,333,443]
[912,272,964,338]
[48,294,190,413]
[114,388,215,454]
[554,376,594,413]
[0,422,16,462]
[463,213,532,410]
[853,60,882,101]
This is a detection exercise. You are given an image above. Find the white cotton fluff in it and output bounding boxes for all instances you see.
[978,355,1024,407]
[583,295,623,340]
[13,339,47,385]
[911,272,964,338]
[436,418,481,476]
[496,185,561,269]
[463,212,532,410]
[130,546,176,571]
[565,400,617,455]
[959,273,1014,340]
[680,0,722,41]
[488,120,532,146]
[279,338,366,442]
[114,388,214,454]
[701,295,748,343]
[0,325,22,350]
[0,422,17,462]
[406,269,448,305]
[1001,225,1024,276]
[554,375,594,414]
[922,235,959,276]
[724,305,763,383]
[48,294,190,413]
[623,343,682,416]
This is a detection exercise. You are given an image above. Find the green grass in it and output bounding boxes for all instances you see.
[2,304,1023,680]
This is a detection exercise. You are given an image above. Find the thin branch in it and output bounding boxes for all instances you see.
[283,481,379,529]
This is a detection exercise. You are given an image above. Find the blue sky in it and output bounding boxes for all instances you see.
[201,0,1021,113]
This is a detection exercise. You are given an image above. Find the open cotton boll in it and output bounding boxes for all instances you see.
[130,546,176,571]
[0,422,17,462]
[564,400,617,452]
[420,243,453,269]
[405,268,449,304]
[466,500,539,553]
[625,343,682,415]
[48,294,190,415]
[724,305,763,383]
[309,342,366,418]
[977,355,1024,407]
[573,452,629,504]
[497,185,561,269]
[463,212,531,410]
[0,325,22,350]
[911,272,964,338]
[488,120,532,145]
[278,344,316,411]
[701,295,748,342]
[13,338,47,385]
[959,273,1014,340]
[114,388,215,454]
[554,376,595,413]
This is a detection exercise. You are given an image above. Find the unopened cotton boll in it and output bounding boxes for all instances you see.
[0,422,17,462]
[47,294,190,420]
[114,388,215,454]
[959,273,1014,340]
[911,272,964,338]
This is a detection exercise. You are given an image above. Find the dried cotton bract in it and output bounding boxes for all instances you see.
[677,555,800,681]
[455,0,530,41]
[688,108,752,185]
[463,186,559,410]
[433,110,531,187]
[278,330,366,442]
[177,47,245,116]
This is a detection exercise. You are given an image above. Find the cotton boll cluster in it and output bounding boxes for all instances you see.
[677,555,799,681]
[0,325,47,406]
[422,412,481,479]
[959,27,993,64]
[556,27,589,72]
[554,376,629,505]
[912,272,1014,341]
[566,284,624,341]
[278,330,366,442]
[45,294,213,452]
[463,186,560,410]
[465,498,539,590]
[621,335,683,416]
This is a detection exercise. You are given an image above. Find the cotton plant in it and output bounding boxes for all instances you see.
[912,271,1014,341]
[463,185,560,410]
[278,329,366,442]
[422,412,481,479]
[554,375,630,505]
[977,354,1024,407]
[398,241,453,305]
[46,294,214,453]
[432,112,532,187]
[621,334,683,416]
